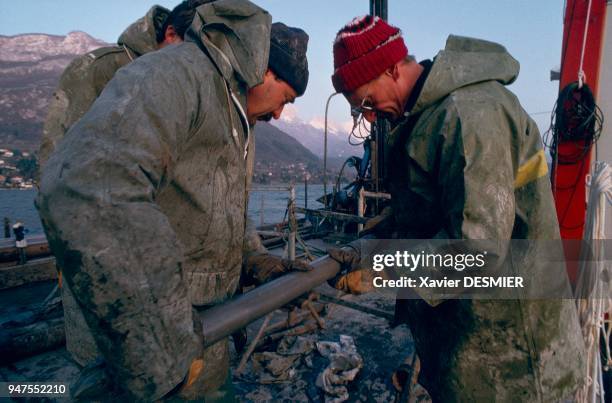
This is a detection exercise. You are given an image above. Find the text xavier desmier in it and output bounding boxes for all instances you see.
[370,251,524,289]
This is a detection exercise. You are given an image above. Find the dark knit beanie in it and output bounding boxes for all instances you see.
[332,15,408,93]
[269,22,309,96]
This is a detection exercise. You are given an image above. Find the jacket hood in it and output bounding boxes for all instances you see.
[412,35,519,114]
[186,0,271,89]
[117,5,169,56]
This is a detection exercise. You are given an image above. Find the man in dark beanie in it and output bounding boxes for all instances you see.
[241,21,311,285]
[245,22,309,124]
[37,0,310,400]
[327,15,585,402]
[269,22,309,97]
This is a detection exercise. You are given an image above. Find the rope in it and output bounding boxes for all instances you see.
[578,0,593,88]
[122,45,134,62]
[575,162,612,403]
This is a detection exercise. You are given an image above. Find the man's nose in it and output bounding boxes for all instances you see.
[272,105,285,120]
[363,110,377,123]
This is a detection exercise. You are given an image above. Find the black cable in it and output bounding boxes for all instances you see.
[544,81,605,231]
[547,82,604,166]
[348,115,371,146]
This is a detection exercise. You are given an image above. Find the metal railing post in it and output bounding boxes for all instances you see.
[288,185,296,261]
[358,188,365,234]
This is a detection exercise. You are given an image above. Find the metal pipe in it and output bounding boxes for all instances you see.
[199,254,342,347]
[295,207,368,224]
[304,176,308,210]
[324,92,340,208]
[362,190,391,200]
[251,186,291,192]
[3,217,9,238]
[358,188,365,234]
[370,0,388,20]
[370,0,389,205]
[358,190,391,234]
[288,185,296,261]
[259,194,264,227]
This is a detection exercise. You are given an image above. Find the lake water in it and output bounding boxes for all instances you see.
[0,184,326,237]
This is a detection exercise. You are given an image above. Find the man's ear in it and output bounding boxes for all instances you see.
[261,68,276,86]
[163,25,180,44]
[389,63,401,81]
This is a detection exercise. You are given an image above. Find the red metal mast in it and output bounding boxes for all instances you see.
[553,0,607,282]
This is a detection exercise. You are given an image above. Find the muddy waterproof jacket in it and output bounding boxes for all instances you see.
[39,5,169,167]
[36,0,271,399]
[38,5,169,371]
[388,36,586,402]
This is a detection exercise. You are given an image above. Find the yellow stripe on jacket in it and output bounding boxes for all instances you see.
[514,149,548,189]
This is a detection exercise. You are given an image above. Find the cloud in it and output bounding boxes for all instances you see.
[278,103,355,136]
[308,116,325,130]
[340,120,356,134]
[279,103,299,123]
[308,116,354,135]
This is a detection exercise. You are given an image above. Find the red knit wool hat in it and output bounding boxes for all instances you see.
[332,16,408,93]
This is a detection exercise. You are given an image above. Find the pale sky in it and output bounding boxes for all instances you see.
[1,0,564,133]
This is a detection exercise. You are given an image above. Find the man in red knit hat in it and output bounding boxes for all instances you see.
[328,15,586,401]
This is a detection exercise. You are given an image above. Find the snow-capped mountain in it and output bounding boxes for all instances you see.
[0,31,106,63]
[0,32,108,151]
[271,105,364,163]
[0,32,326,184]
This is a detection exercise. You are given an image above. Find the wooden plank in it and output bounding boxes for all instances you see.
[0,234,47,249]
[0,317,66,365]
[0,257,57,290]
[0,235,51,263]
[296,207,368,224]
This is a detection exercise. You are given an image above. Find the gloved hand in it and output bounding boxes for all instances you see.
[243,253,312,286]
[162,309,206,401]
[159,357,206,402]
[327,245,375,294]
[174,358,205,400]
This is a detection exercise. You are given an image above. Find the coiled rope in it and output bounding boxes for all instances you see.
[575,162,612,403]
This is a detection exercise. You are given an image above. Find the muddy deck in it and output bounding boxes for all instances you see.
[0,232,430,402]
[1,283,424,402]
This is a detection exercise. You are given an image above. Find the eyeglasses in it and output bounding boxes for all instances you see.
[351,96,376,119]
[349,96,374,146]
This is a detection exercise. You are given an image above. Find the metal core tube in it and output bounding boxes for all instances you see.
[199,254,342,347]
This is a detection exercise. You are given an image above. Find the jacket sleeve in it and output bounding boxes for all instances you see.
[434,98,516,279]
[40,50,128,168]
[436,100,516,242]
[404,98,517,305]
[37,52,205,400]
[242,132,267,258]
[39,55,100,167]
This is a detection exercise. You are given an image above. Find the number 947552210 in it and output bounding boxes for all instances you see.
[2,382,68,397]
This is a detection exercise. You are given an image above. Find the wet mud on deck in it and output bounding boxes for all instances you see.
[1,285,422,402]
[231,288,422,402]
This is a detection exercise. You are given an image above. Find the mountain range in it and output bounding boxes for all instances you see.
[271,106,363,162]
[0,32,108,151]
[0,31,361,180]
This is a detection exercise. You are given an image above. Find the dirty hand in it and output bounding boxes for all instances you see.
[327,245,375,294]
[244,253,312,286]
